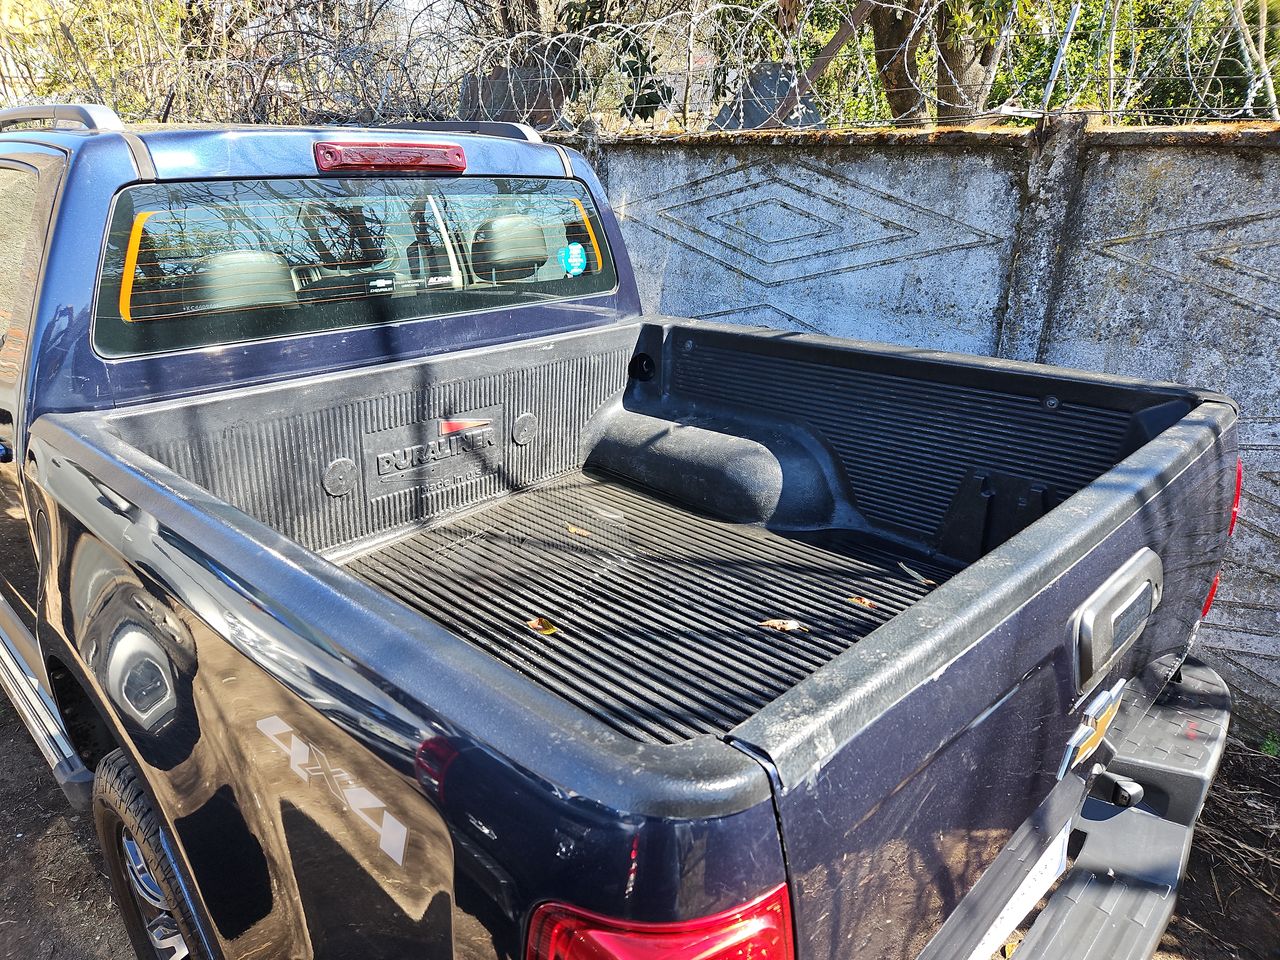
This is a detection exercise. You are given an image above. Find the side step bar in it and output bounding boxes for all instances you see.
[0,606,94,809]
[1016,658,1231,960]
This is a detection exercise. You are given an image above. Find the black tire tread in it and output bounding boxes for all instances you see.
[93,748,206,960]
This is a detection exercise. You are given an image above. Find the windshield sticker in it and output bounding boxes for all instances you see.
[559,242,588,277]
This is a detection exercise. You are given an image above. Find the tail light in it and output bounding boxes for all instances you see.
[1201,572,1221,618]
[525,883,794,960]
[1203,458,1243,619]
[414,737,459,803]
[1229,457,1243,537]
[314,141,466,172]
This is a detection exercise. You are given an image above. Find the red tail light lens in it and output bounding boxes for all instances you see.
[1202,571,1221,618]
[525,883,794,960]
[1229,457,1243,537]
[414,737,458,803]
[314,141,466,172]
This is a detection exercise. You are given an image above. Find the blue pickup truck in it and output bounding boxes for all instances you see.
[0,103,1243,960]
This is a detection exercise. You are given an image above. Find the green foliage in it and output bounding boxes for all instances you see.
[942,0,1017,45]
[1192,0,1280,117]
[558,0,673,119]
[948,0,1279,120]
[1262,731,1280,757]
[705,0,1278,124]
[3,0,185,117]
[3,0,1276,127]
[618,42,674,119]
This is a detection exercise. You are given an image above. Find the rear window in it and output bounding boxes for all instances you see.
[94,176,617,357]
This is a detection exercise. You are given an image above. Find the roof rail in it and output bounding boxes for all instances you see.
[379,121,543,144]
[0,103,125,133]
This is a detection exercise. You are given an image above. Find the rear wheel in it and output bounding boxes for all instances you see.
[93,749,203,960]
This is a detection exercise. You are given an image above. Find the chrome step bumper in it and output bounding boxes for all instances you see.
[1017,657,1231,960]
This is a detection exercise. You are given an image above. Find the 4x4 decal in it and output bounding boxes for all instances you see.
[257,715,408,866]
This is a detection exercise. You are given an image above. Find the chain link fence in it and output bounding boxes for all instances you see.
[2,0,1278,135]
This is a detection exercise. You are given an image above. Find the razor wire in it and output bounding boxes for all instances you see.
[1,0,1277,135]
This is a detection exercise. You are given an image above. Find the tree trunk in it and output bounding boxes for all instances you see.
[935,3,992,121]
[869,0,930,121]
[493,0,560,35]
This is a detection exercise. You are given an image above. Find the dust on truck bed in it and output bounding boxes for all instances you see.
[345,471,953,744]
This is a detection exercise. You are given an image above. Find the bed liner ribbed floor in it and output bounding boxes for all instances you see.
[345,471,954,744]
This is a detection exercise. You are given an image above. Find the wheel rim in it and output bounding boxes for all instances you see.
[119,828,190,960]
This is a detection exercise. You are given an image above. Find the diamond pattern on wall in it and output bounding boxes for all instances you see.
[706,193,855,249]
[623,158,1002,286]
[1092,210,1280,318]
[708,197,842,247]
[694,303,824,334]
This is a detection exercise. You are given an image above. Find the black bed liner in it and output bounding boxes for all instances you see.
[345,471,953,744]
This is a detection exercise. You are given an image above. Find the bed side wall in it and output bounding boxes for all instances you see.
[107,325,640,555]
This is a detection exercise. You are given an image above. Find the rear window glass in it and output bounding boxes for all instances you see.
[94,176,617,357]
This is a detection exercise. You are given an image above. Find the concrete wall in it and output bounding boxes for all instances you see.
[583,121,1280,708]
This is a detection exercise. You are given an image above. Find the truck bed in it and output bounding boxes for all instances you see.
[345,471,952,743]
[78,319,1212,763]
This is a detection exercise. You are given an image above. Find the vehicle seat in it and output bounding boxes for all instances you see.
[470,215,548,282]
[182,250,298,314]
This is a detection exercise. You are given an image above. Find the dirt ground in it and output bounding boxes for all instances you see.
[1152,696,1280,960]
[0,698,1277,960]
[0,699,131,960]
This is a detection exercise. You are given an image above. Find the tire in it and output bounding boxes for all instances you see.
[93,749,205,960]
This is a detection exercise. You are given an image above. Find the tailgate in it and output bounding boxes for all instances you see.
[729,399,1238,960]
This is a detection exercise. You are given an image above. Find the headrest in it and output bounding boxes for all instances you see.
[182,250,297,314]
[470,215,548,281]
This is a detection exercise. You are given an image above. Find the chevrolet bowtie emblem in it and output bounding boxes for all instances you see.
[1058,678,1126,780]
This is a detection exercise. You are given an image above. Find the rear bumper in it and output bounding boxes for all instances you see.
[1017,657,1231,960]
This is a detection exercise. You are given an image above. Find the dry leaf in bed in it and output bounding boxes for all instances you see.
[525,617,558,635]
[848,596,878,610]
[759,618,809,632]
[898,561,938,587]
[566,524,592,538]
